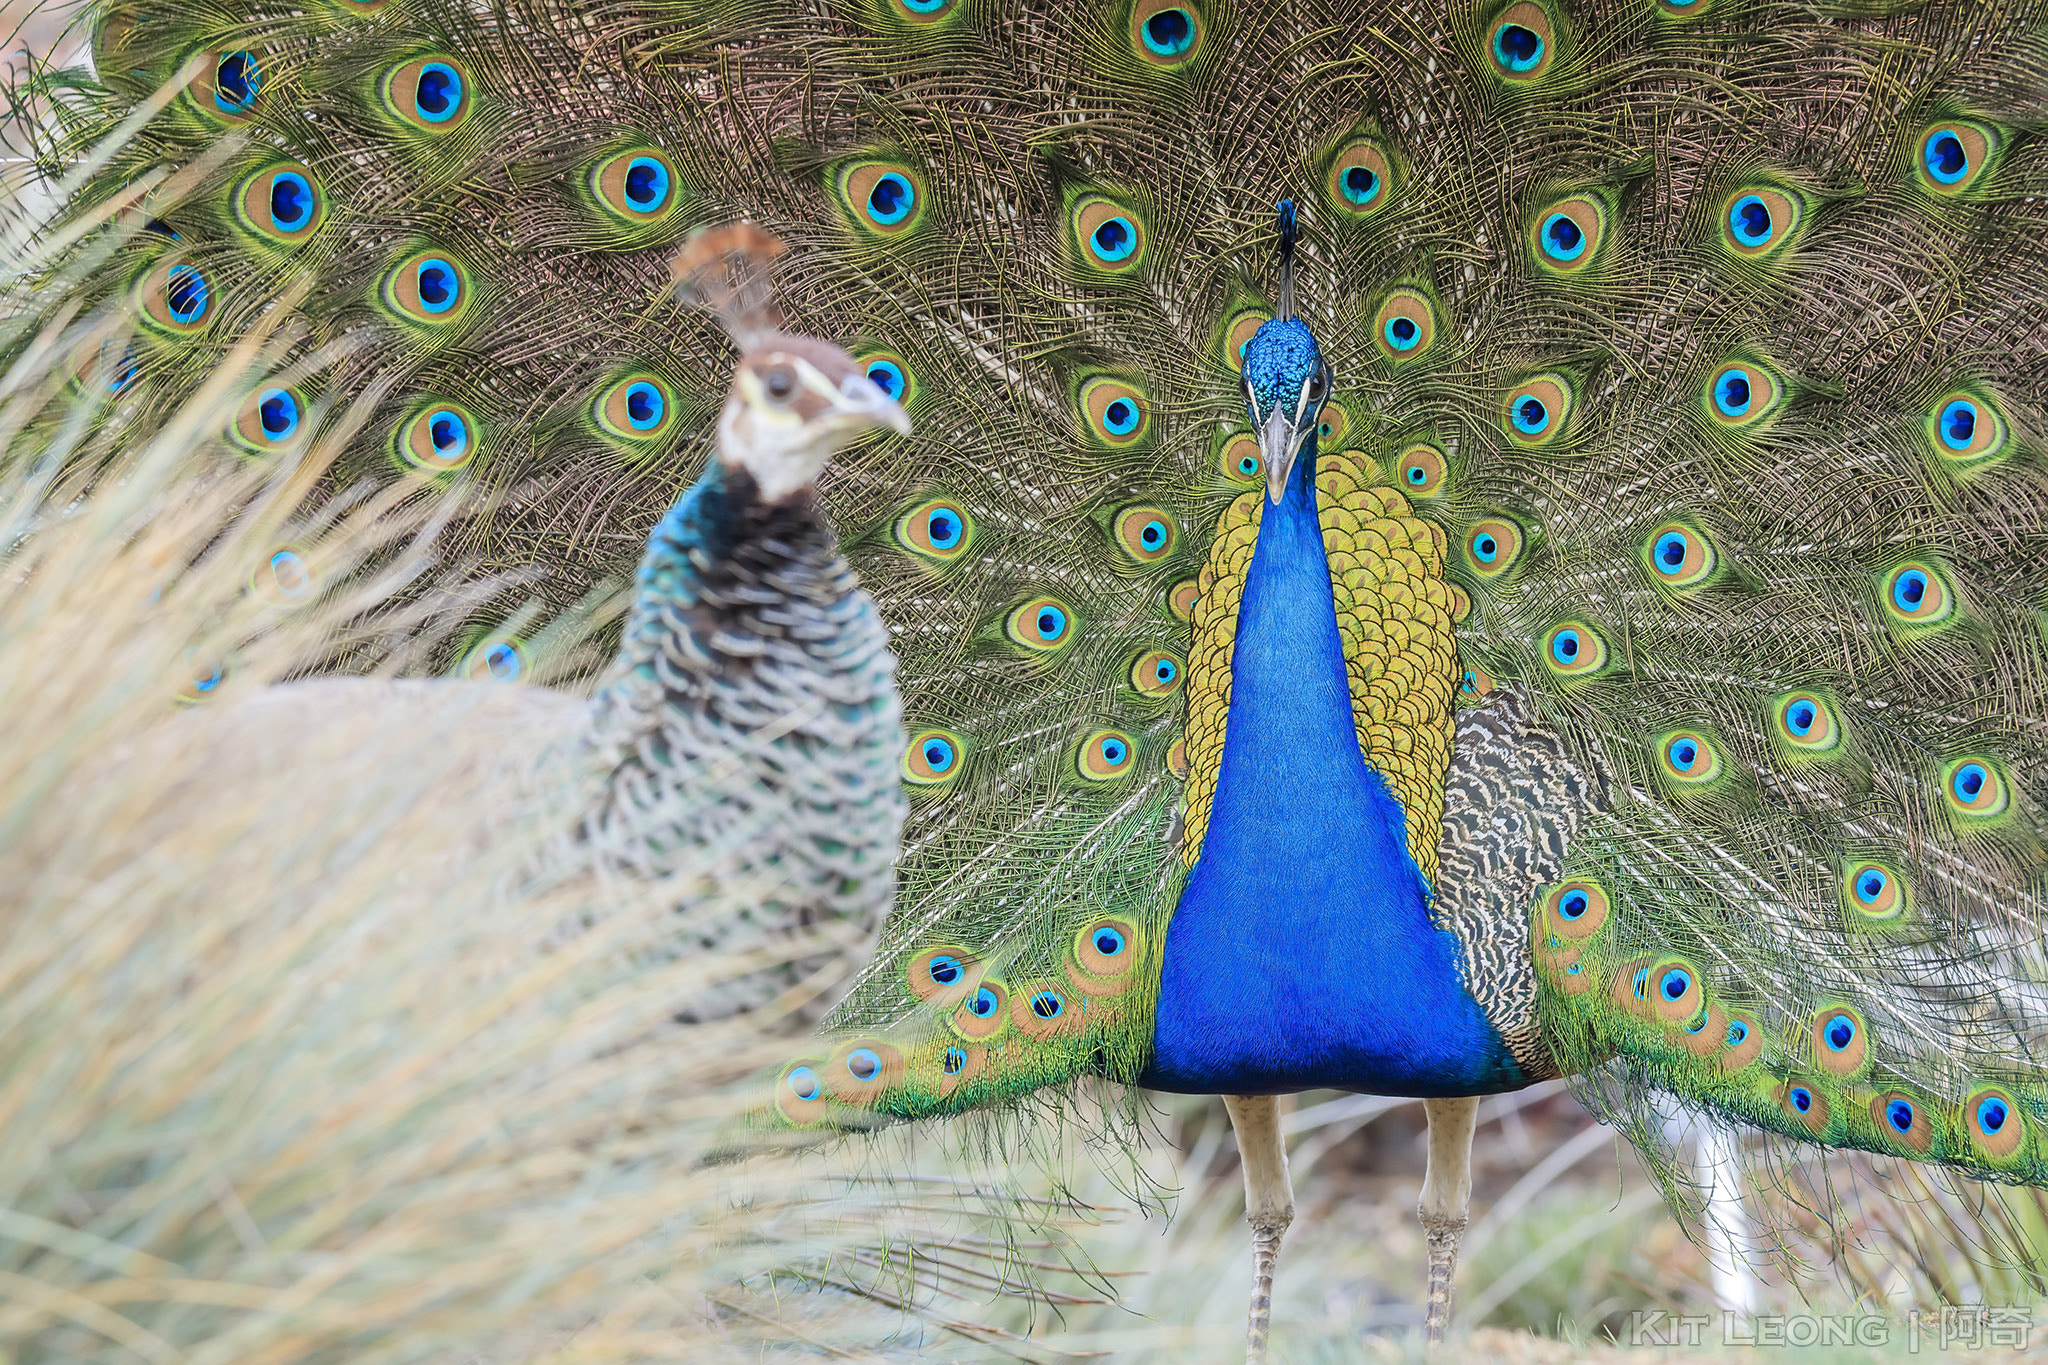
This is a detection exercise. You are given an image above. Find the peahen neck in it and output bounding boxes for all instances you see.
[1145,442,1526,1097]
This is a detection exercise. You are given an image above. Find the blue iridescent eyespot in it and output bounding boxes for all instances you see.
[1006,596,1075,652]
[1550,629,1582,666]
[1464,518,1523,577]
[1726,1020,1748,1047]
[415,61,461,121]
[1325,138,1394,217]
[1103,398,1141,434]
[922,738,955,773]
[1130,0,1201,65]
[968,987,999,1017]
[1728,195,1772,247]
[415,259,457,312]
[1654,532,1687,573]
[897,499,972,562]
[942,1045,967,1073]
[1490,8,1547,76]
[1075,196,1148,271]
[1788,702,1814,733]
[1643,521,1718,594]
[1888,1099,1915,1133]
[397,401,479,471]
[1131,649,1184,698]
[1559,890,1587,919]
[1093,927,1126,957]
[1979,1096,2008,1132]
[166,264,208,324]
[621,381,663,431]
[1954,762,1987,802]
[258,389,297,438]
[1078,728,1136,780]
[1841,860,1909,923]
[268,172,313,232]
[1939,399,1977,450]
[622,157,669,212]
[1925,129,1969,184]
[866,359,905,399]
[840,161,926,236]
[1789,1086,1813,1113]
[1669,737,1697,769]
[1657,729,1721,784]
[787,1066,820,1101]
[481,642,520,681]
[1502,376,1571,445]
[925,508,961,550]
[1824,1015,1855,1050]
[1511,396,1548,434]
[1540,213,1584,260]
[1713,369,1752,417]
[846,1048,882,1081]
[1659,967,1692,1002]
[213,51,260,114]
[1894,569,1926,611]
[867,173,914,224]
[929,954,963,984]
[1343,166,1379,205]
[1542,621,1606,677]
[1030,990,1065,1018]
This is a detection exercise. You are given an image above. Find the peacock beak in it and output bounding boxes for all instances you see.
[1258,402,1308,505]
[831,370,913,438]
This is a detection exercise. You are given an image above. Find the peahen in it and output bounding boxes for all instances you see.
[26,0,2048,1351]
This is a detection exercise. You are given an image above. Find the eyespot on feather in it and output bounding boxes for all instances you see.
[1703,359,1782,429]
[1841,860,1908,923]
[1772,691,1841,753]
[1395,444,1447,497]
[1809,1005,1868,1076]
[1719,1012,1763,1070]
[1168,579,1200,622]
[1486,1,1556,81]
[1011,981,1085,1039]
[1005,596,1076,652]
[1128,0,1202,67]
[1872,1092,1935,1154]
[903,729,968,786]
[589,148,678,224]
[1940,755,2010,820]
[1076,729,1136,781]
[459,637,527,683]
[1644,522,1715,588]
[1778,1078,1831,1136]
[1964,1085,2028,1162]
[838,160,925,237]
[1535,939,1591,993]
[189,48,262,122]
[1656,730,1722,785]
[935,1043,985,1096]
[896,498,974,561]
[1879,560,1954,631]
[1528,194,1604,273]
[858,350,918,408]
[1609,957,1660,1021]
[906,945,978,1003]
[825,1040,904,1103]
[1373,289,1435,361]
[1325,136,1394,217]
[1502,375,1571,446]
[592,373,674,443]
[1113,504,1176,561]
[950,979,1009,1040]
[1719,186,1802,259]
[136,257,214,334]
[1073,195,1148,272]
[1220,433,1263,485]
[1646,957,1703,1025]
[1081,377,1151,447]
[775,1059,834,1124]
[232,385,308,452]
[1166,736,1188,779]
[1315,404,1350,447]
[1463,518,1523,577]
[250,545,316,604]
[1129,649,1184,698]
[233,162,323,245]
[1219,309,1270,373]
[1541,620,1606,678]
[395,400,479,473]
[1070,917,1140,983]
[1541,878,1609,940]
[380,249,470,326]
[1680,1003,1729,1058]
[1926,389,2009,467]
[1914,121,1998,196]
[380,56,471,132]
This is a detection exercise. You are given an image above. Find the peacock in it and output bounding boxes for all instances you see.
[21,0,2048,1352]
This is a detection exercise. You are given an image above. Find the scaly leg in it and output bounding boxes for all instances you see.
[1223,1094,1294,1364]
[1418,1095,1479,1346]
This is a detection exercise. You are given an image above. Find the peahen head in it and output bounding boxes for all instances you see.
[1241,201,1331,503]
[719,337,911,502]
[673,223,910,503]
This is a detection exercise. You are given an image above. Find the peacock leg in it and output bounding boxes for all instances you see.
[1223,1094,1294,1364]
[1418,1095,1480,1345]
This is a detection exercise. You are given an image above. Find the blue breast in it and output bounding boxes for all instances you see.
[1144,447,1527,1097]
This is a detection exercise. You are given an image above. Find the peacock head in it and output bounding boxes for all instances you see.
[672,222,911,503]
[720,336,911,502]
[1241,200,1331,504]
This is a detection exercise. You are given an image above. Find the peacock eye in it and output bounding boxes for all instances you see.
[764,366,796,401]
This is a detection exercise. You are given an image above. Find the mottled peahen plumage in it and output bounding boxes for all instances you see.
[25,0,2048,1349]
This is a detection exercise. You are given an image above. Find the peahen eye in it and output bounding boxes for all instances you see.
[764,366,796,401]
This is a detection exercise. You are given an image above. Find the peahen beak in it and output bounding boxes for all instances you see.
[1257,400,1310,505]
[830,370,913,439]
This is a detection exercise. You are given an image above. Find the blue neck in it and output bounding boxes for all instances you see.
[1145,446,1525,1096]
